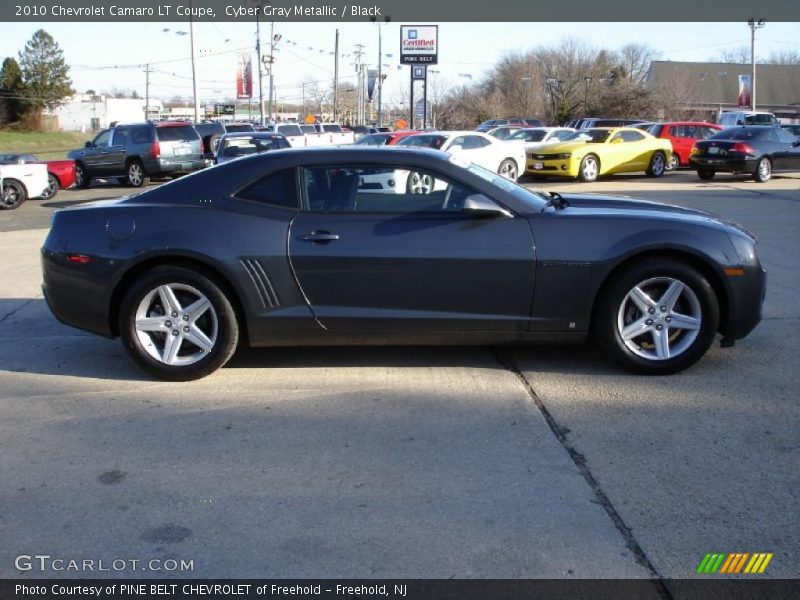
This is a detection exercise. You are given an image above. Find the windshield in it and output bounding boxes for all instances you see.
[219,136,286,157]
[744,114,777,125]
[277,124,303,136]
[563,129,611,143]
[508,129,547,142]
[355,134,390,146]
[464,161,547,210]
[709,128,768,141]
[323,124,343,133]
[396,134,447,149]
[225,124,254,133]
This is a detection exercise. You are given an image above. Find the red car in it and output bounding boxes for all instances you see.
[645,122,723,170]
[354,130,424,146]
[0,153,77,200]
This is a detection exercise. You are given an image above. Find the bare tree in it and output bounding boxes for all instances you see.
[767,49,800,64]
[715,45,753,64]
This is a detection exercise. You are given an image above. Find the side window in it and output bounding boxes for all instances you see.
[776,128,797,144]
[553,130,572,141]
[465,136,490,149]
[449,136,468,150]
[112,128,129,147]
[235,168,298,210]
[620,131,645,142]
[131,126,152,144]
[301,165,478,214]
[93,130,111,146]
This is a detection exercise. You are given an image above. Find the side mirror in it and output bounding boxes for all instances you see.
[462,194,512,219]
[611,137,623,144]
[84,141,94,148]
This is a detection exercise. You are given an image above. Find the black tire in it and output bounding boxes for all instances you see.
[75,162,91,189]
[126,158,150,188]
[577,154,599,182]
[498,158,519,182]
[646,151,666,177]
[0,179,27,210]
[207,134,221,154]
[753,157,771,183]
[119,266,239,381]
[594,258,719,375]
[40,173,60,200]
[697,169,715,181]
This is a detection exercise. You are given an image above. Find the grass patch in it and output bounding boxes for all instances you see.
[0,131,93,159]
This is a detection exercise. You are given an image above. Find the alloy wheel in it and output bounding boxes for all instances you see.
[499,160,518,181]
[128,162,143,186]
[616,276,702,361]
[667,154,680,171]
[134,283,218,366]
[651,153,665,176]
[581,157,598,181]
[1,182,23,209]
[408,172,434,194]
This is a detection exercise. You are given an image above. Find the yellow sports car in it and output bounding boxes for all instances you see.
[526,127,673,181]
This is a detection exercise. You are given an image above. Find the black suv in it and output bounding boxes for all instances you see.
[68,121,204,188]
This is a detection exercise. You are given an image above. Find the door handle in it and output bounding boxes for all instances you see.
[301,231,340,242]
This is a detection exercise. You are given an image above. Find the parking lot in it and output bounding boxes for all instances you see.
[0,171,798,587]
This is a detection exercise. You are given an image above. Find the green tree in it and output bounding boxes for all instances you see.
[18,29,73,113]
[0,57,26,123]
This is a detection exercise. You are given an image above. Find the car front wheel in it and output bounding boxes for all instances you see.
[594,259,719,374]
[578,155,599,182]
[119,266,239,381]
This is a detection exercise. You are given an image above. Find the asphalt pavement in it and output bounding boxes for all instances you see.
[0,170,797,590]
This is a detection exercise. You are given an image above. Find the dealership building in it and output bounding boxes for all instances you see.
[647,61,800,122]
[47,93,163,132]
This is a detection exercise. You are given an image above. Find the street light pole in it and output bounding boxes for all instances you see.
[748,18,765,111]
[267,22,275,124]
[256,13,264,124]
[370,16,391,128]
[188,0,200,121]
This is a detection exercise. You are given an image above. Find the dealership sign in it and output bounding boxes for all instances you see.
[236,53,253,99]
[400,25,438,65]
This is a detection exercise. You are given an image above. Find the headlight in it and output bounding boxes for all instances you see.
[729,231,758,265]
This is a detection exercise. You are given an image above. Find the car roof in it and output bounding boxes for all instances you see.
[221,131,285,139]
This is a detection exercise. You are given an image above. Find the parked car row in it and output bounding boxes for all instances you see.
[0,153,77,201]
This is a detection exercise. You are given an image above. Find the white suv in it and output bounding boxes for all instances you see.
[717,111,778,128]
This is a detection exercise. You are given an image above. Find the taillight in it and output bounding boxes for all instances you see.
[67,254,92,264]
[731,142,754,154]
[151,140,161,159]
[690,144,700,156]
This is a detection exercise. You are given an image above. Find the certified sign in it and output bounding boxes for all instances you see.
[400,25,438,65]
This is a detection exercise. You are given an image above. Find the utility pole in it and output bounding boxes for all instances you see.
[333,29,339,122]
[353,43,366,125]
[143,63,152,121]
[267,21,276,124]
[256,12,264,124]
[748,18,765,111]
[371,16,391,128]
[188,0,199,122]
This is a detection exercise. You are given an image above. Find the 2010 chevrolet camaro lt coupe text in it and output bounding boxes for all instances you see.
[42,147,766,380]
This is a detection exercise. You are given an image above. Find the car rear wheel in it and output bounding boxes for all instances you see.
[119,266,239,381]
[753,157,771,183]
[126,159,150,187]
[666,154,680,171]
[40,174,60,200]
[594,259,719,374]
[0,179,27,210]
[75,162,91,189]
[578,155,599,182]
[697,169,715,181]
[407,171,434,194]
[498,159,518,182]
[646,152,666,177]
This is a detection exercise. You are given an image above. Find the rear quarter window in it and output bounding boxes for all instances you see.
[156,126,201,142]
[234,168,298,210]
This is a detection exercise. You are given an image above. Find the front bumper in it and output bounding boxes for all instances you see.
[526,157,575,176]
[722,263,767,340]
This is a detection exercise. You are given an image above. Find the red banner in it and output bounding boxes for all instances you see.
[236,53,253,99]
[737,74,751,109]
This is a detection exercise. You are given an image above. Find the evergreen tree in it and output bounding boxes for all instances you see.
[18,29,73,113]
[0,57,26,123]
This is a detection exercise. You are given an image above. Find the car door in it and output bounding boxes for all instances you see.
[80,129,112,175]
[773,127,800,171]
[104,127,128,176]
[288,163,536,332]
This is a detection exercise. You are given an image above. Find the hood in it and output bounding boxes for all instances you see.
[531,140,590,154]
[523,140,576,152]
[556,193,755,239]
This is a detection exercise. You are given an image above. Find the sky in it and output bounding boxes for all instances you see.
[1,21,799,107]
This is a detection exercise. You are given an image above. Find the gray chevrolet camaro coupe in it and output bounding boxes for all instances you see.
[41,147,765,381]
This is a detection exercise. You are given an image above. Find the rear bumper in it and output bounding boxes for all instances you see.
[153,158,205,175]
[689,156,756,173]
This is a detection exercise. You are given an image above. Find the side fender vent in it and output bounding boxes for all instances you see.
[239,257,280,309]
